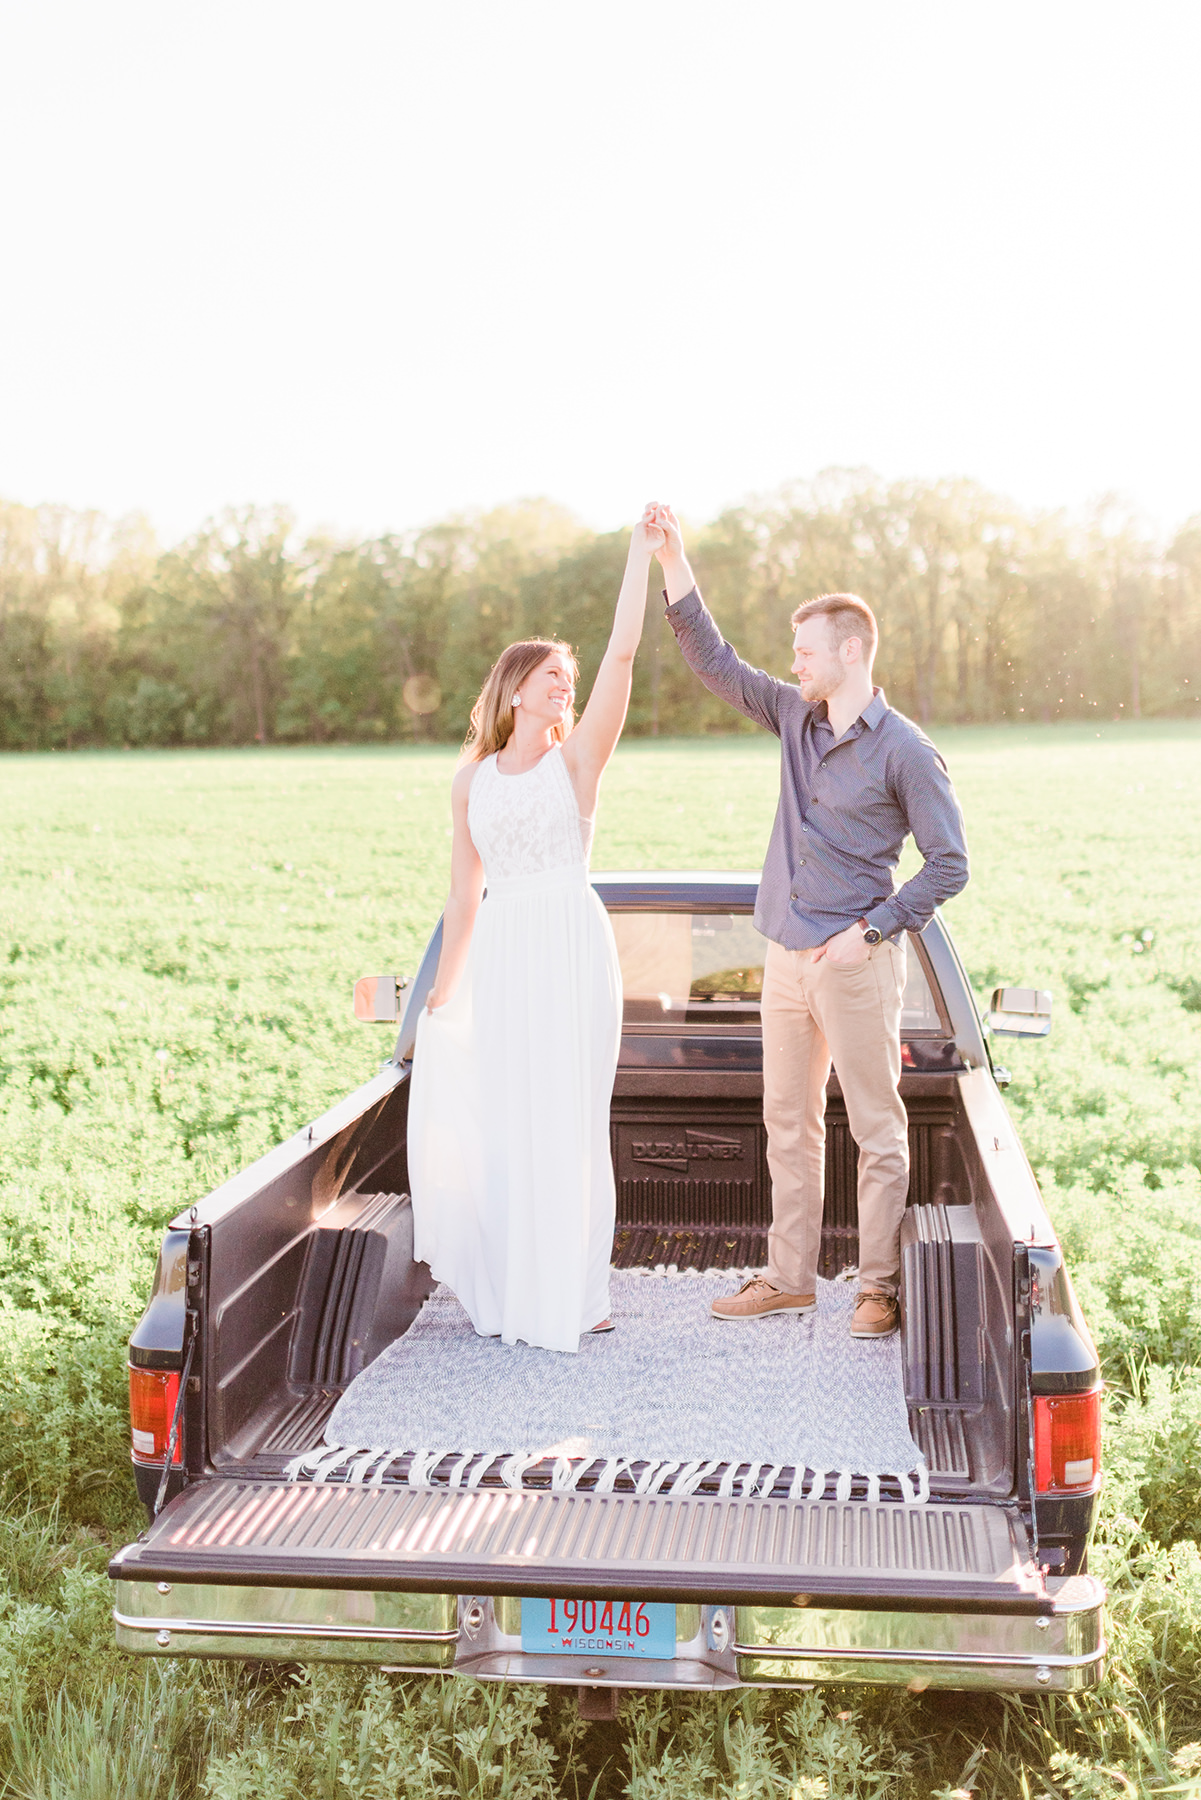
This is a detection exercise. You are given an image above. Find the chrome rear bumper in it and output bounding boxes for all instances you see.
[113,1582,458,1669]
[114,1576,1104,1693]
[733,1576,1104,1692]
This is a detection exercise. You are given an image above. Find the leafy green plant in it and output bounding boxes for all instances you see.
[1,727,1201,1796]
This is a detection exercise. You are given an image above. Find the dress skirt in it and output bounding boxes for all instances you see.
[408,866,622,1353]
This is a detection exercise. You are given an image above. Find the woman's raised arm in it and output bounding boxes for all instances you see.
[563,509,665,799]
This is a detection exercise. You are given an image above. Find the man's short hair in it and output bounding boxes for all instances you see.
[790,592,878,660]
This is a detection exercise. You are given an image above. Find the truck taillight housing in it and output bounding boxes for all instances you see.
[1034,1389,1101,1493]
[129,1366,182,1464]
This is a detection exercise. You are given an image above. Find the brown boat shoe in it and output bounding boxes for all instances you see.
[710,1276,817,1322]
[850,1290,901,1338]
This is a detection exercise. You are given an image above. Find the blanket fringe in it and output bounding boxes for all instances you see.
[588,1457,618,1494]
[499,1452,540,1489]
[281,1443,929,1503]
[407,1448,446,1489]
[551,1456,582,1492]
[670,1458,724,1496]
[645,1459,683,1494]
[346,1445,387,1485]
[447,1450,476,1489]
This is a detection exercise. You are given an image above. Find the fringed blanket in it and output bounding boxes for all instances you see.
[285,1269,927,1503]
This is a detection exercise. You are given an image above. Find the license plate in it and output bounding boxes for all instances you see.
[520,1598,676,1659]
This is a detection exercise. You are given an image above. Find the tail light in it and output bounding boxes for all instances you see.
[1034,1389,1101,1493]
[129,1365,182,1464]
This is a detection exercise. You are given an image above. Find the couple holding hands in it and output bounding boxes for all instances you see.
[408,504,969,1354]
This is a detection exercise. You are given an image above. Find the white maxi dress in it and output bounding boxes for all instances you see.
[407,745,622,1352]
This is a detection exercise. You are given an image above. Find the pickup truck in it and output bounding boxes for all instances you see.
[109,873,1105,1704]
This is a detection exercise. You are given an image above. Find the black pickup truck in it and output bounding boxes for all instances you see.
[109,873,1104,1699]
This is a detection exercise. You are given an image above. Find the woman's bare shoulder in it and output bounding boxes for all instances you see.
[451,757,484,803]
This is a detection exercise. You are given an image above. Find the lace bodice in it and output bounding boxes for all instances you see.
[467,745,592,883]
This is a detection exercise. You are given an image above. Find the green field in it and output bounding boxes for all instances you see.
[2,726,1201,1798]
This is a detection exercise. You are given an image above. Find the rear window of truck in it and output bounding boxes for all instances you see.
[610,912,946,1035]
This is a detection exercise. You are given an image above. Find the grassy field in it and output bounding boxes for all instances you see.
[2,724,1201,1798]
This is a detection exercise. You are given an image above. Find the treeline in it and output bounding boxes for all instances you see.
[2,471,1200,749]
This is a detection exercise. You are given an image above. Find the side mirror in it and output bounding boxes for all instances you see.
[987,986,1052,1039]
[353,975,408,1022]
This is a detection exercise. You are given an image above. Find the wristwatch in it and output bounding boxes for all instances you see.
[858,917,883,946]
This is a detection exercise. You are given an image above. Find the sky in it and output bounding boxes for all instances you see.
[1,1,1199,549]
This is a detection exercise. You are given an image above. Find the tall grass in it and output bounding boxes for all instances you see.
[1,725,1200,1797]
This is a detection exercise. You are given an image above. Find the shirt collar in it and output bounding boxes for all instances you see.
[813,687,889,732]
[861,687,888,730]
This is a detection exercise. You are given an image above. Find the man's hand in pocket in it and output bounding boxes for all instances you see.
[812,923,870,968]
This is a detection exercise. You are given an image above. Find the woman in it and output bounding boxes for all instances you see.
[407,508,666,1352]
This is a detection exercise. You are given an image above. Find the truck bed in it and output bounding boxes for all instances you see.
[114,897,1103,1693]
[186,1065,1008,1511]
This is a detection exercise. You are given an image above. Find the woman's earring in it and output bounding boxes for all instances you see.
[511,694,521,706]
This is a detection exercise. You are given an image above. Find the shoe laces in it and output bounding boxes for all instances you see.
[855,1290,897,1313]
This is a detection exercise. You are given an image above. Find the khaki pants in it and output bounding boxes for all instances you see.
[761,936,909,1297]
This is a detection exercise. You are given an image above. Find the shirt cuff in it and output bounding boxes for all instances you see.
[864,900,904,939]
[663,585,702,619]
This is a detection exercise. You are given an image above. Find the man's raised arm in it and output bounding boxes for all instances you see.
[652,503,788,738]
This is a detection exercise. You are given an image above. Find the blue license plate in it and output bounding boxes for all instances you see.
[520,1598,675,1659]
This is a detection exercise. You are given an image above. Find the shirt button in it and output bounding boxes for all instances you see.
[797,858,805,867]
[820,762,827,770]
[802,825,809,832]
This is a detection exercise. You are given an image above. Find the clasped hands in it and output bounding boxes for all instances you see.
[631,502,684,564]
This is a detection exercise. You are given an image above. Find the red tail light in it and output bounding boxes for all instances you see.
[129,1365,182,1464]
[1034,1389,1101,1493]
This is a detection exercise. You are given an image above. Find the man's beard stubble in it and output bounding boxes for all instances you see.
[799,668,840,704]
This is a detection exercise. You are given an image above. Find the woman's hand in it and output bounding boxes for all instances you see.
[561,505,662,796]
[426,989,449,1014]
[651,502,685,563]
[630,506,667,560]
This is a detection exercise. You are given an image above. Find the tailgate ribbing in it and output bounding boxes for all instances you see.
[112,1481,1043,1611]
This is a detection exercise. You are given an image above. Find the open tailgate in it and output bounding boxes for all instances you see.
[112,1477,1044,1611]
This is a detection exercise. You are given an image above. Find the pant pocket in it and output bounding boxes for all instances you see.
[872,940,907,1014]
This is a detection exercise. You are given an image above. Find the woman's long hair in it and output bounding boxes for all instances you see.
[461,638,579,762]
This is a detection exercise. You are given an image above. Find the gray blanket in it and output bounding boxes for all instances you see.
[287,1269,927,1502]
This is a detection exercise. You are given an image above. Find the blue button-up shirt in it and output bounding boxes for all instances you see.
[666,587,970,950]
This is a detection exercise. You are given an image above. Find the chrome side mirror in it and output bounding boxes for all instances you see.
[987,986,1052,1038]
[353,975,408,1022]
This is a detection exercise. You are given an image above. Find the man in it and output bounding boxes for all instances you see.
[651,504,969,1337]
